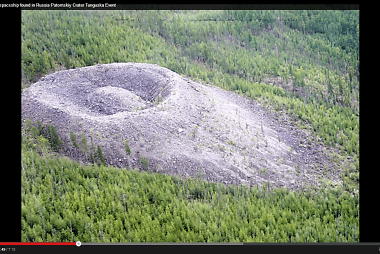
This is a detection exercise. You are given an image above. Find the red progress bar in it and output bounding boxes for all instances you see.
[0,242,76,245]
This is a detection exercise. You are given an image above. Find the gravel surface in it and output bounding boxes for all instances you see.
[21,63,342,190]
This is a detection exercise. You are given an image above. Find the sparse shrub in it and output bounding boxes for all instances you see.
[80,132,89,156]
[96,145,106,166]
[36,120,44,135]
[70,131,79,148]
[124,139,131,156]
[140,156,149,169]
[89,152,94,164]
[192,125,199,138]
[23,119,34,132]
[30,126,39,139]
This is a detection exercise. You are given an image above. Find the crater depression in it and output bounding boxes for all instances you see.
[21,63,341,190]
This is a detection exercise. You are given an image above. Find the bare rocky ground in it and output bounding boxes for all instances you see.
[21,63,342,191]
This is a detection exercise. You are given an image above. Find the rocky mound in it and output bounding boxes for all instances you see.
[21,63,341,190]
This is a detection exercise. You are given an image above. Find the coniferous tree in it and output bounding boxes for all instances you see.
[96,145,106,166]
[46,125,63,152]
[80,132,89,160]
[123,139,131,169]
[70,131,79,148]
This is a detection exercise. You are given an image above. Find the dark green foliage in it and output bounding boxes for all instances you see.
[23,119,63,153]
[88,145,106,166]
[80,132,88,155]
[140,156,149,169]
[90,134,95,154]
[70,131,79,148]
[36,121,44,135]
[24,118,34,132]
[89,152,94,164]
[96,145,106,166]
[282,10,359,56]
[46,125,63,152]
[30,126,40,139]
[148,194,156,204]
[189,187,204,200]
[124,139,131,156]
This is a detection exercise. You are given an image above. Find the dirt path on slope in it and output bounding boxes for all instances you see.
[21,63,342,191]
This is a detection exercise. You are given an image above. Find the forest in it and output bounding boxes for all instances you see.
[21,126,359,242]
[21,9,359,242]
